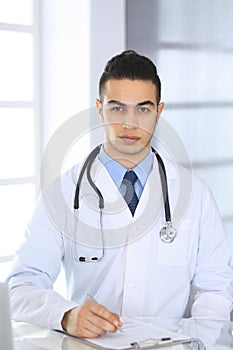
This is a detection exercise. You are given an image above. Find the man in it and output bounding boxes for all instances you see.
[7,50,233,338]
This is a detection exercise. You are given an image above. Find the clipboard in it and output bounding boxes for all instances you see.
[75,336,205,350]
[128,337,205,349]
[59,317,206,350]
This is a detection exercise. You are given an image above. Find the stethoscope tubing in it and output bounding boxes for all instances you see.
[73,144,171,223]
[154,150,171,223]
[74,144,102,210]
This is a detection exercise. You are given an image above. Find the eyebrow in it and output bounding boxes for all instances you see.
[106,99,155,106]
[106,100,125,106]
[137,100,155,107]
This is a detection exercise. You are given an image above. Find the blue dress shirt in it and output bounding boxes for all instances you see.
[98,146,154,200]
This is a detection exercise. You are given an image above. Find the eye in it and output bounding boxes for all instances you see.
[111,106,124,112]
[139,106,150,113]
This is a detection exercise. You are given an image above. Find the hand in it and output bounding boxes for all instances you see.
[61,300,122,338]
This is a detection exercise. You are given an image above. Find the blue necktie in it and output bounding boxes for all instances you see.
[122,170,139,216]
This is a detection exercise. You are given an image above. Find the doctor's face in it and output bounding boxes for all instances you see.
[96,79,164,167]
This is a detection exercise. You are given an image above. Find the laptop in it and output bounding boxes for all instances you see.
[0,282,44,350]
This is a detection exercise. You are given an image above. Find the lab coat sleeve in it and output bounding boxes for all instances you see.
[7,188,78,330]
[191,184,233,320]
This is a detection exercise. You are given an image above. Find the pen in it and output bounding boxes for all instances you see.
[86,293,123,332]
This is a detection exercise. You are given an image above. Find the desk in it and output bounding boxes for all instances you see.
[13,318,233,350]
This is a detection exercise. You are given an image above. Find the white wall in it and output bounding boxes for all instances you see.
[41,0,91,146]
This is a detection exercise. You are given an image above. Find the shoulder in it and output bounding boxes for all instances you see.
[160,155,217,222]
[161,155,209,193]
[39,163,81,213]
[61,163,80,187]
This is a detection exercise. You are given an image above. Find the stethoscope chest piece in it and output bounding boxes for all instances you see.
[160,221,176,243]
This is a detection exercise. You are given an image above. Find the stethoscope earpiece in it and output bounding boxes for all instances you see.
[79,256,100,263]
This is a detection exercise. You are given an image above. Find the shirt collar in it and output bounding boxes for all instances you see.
[98,145,154,189]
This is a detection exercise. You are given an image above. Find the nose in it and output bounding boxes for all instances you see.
[122,108,138,129]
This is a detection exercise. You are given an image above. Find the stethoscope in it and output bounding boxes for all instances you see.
[73,145,176,263]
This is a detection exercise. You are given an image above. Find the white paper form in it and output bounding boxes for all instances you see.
[83,316,191,350]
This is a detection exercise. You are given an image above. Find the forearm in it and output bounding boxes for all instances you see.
[191,292,232,321]
[9,283,78,330]
[191,186,233,321]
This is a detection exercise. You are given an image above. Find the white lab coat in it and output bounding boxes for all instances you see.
[7,155,233,330]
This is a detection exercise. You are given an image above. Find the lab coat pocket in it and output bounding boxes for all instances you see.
[158,219,198,266]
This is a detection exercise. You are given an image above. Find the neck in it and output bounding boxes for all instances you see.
[103,145,150,169]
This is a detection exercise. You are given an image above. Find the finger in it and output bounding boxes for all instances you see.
[89,302,121,332]
[112,312,123,327]
[86,312,116,333]
[78,319,106,338]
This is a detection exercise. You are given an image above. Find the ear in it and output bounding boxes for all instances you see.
[96,99,103,121]
[156,102,165,123]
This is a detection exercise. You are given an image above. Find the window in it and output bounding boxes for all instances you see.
[0,0,40,280]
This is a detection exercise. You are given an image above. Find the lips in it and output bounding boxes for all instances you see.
[120,135,140,144]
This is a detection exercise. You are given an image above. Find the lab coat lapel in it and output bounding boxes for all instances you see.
[92,158,133,221]
[133,156,162,219]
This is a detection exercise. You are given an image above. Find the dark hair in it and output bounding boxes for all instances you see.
[99,50,161,104]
